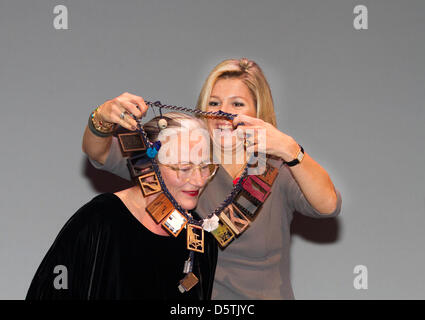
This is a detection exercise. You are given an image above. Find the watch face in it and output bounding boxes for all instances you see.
[297,151,304,162]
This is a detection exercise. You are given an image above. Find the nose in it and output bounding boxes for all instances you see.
[219,101,232,114]
[188,167,205,188]
[217,103,235,126]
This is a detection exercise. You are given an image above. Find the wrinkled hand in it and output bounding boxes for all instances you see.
[97,92,148,131]
[233,114,300,161]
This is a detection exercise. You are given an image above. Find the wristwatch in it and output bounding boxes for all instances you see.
[285,145,304,167]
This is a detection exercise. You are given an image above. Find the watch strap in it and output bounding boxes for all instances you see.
[285,145,304,167]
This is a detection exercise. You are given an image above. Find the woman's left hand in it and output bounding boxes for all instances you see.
[233,114,300,162]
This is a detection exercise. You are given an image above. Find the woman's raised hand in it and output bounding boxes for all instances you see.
[97,92,148,131]
[233,114,300,162]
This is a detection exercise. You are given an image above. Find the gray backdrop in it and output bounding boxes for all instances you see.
[1,0,424,299]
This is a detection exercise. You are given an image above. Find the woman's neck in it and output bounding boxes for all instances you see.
[115,186,170,236]
[212,143,248,179]
[221,162,247,180]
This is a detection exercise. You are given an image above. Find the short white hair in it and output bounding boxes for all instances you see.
[143,112,206,142]
[144,112,211,164]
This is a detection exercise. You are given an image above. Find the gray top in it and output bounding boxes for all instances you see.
[90,137,342,299]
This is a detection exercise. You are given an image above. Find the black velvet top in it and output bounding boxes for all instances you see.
[26,193,217,300]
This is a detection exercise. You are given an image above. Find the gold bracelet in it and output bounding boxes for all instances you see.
[91,106,116,134]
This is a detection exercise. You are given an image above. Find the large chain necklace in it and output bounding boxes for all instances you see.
[117,100,279,292]
[118,101,277,242]
[135,103,249,224]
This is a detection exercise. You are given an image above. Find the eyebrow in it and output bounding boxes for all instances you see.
[209,95,246,100]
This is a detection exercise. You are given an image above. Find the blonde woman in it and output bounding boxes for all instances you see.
[81,58,342,299]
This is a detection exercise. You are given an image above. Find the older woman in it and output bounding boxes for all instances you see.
[26,113,218,300]
[81,58,342,299]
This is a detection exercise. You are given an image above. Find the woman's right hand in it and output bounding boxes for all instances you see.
[97,92,149,131]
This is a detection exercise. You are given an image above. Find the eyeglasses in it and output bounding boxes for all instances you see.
[160,163,218,182]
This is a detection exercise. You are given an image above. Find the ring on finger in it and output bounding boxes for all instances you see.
[119,111,127,120]
[244,139,254,147]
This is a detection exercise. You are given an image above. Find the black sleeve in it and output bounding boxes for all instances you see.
[26,203,104,300]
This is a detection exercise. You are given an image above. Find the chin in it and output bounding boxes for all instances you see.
[210,131,243,151]
[178,198,198,211]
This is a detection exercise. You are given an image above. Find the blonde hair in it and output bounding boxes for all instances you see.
[196,58,277,127]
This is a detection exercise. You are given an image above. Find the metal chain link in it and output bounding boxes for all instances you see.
[145,100,238,120]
